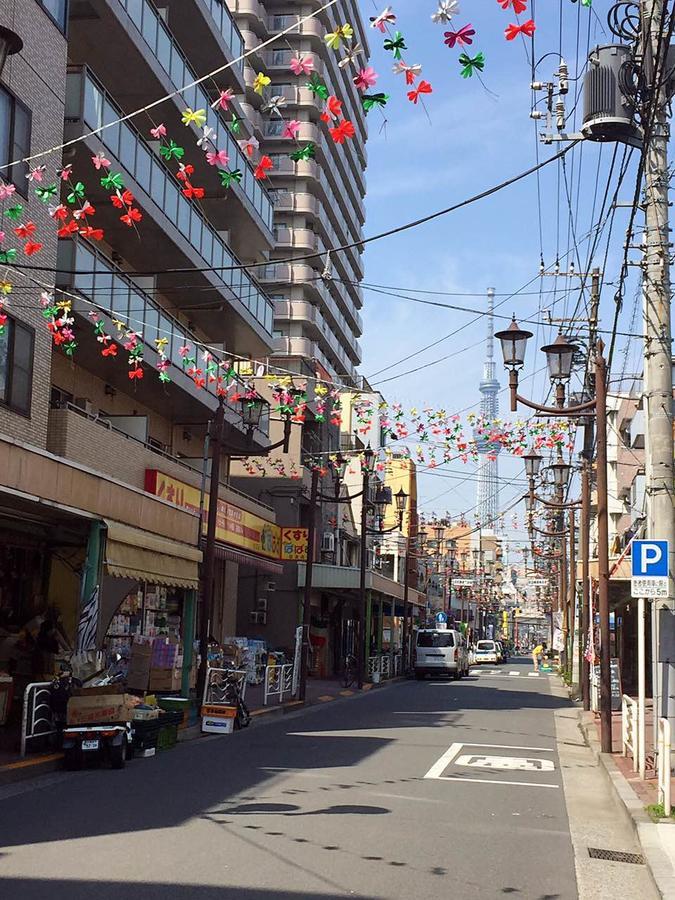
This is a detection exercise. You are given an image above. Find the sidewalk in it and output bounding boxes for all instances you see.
[579,704,675,898]
[246,675,386,719]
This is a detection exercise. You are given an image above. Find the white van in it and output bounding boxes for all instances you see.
[473,639,499,665]
[414,629,469,680]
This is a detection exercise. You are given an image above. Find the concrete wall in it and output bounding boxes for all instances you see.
[0,0,67,448]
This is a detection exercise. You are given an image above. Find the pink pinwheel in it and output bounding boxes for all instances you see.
[206,148,230,167]
[91,151,111,170]
[214,88,235,110]
[26,165,46,182]
[150,123,167,139]
[444,23,475,47]
[0,182,16,200]
[289,54,314,76]
[282,119,302,139]
[353,66,378,92]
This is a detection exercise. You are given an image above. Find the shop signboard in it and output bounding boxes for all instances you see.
[145,470,281,559]
[631,540,669,598]
[280,528,309,561]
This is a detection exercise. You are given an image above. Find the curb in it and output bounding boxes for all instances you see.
[579,711,675,899]
[0,752,63,787]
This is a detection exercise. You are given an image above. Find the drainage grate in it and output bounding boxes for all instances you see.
[588,847,645,865]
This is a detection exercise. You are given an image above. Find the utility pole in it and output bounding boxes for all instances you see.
[642,0,675,742]
[198,397,225,700]
[299,467,320,701]
[581,456,591,711]
[596,342,612,753]
[357,465,369,689]
[568,508,576,683]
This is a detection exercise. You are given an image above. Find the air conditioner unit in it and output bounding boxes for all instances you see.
[321,533,335,553]
[256,598,268,612]
[266,581,276,593]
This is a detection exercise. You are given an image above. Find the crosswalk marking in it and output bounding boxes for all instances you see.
[508,671,521,676]
[468,668,543,678]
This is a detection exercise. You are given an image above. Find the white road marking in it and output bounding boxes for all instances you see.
[508,671,521,676]
[432,775,560,789]
[423,742,463,779]
[455,754,555,772]
[528,672,541,677]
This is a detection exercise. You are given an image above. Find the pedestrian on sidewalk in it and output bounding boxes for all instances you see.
[532,642,546,672]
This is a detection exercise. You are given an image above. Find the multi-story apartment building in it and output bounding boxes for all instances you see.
[0,0,295,753]
[227,0,367,384]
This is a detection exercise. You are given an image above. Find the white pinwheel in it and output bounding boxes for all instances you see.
[431,1,460,24]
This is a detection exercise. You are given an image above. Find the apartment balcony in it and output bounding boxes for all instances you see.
[273,226,319,253]
[65,67,274,355]
[260,262,362,335]
[273,335,317,360]
[67,0,274,249]
[56,239,269,451]
[275,299,361,365]
[226,0,267,31]
[158,0,246,92]
[47,403,273,506]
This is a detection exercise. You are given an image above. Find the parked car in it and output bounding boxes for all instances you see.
[473,640,499,665]
[414,628,469,680]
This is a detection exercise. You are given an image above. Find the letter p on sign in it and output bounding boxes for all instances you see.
[633,540,669,577]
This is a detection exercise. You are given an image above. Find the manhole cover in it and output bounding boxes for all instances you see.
[588,847,645,865]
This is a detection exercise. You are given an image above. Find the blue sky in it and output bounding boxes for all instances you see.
[355,0,642,542]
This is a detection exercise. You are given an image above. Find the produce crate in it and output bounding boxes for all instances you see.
[132,718,161,752]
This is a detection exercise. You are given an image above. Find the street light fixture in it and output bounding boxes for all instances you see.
[240,392,265,433]
[523,451,543,479]
[540,332,577,384]
[395,487,408,514]
[0,26,22,78]
[495,317,534,370]
[549,460,572,489]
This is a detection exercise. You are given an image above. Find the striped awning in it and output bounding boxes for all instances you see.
[213,542,283,575]
[104,521,202,589]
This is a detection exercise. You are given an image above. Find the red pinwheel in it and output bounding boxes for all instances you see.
[505,18,536,40]
[24,241,42,256]
[14,221,36,239]
[128,366,144,380]
[254,155,274,180]
[111,190,134,209]
[102,343,118,357]
[79,225,104,240]
[497,0,528,12]
[329,119,355,144]
[320,95,343,123]
[57,220,79,237]
[444,24,475,48]
[181,183,205,200]
[120,207,143,226]
[407,80,433,104]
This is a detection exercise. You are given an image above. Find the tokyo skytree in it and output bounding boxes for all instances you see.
[474,288,501,530]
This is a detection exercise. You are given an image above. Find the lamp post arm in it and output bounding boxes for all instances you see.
[533,493,582,509]
[515,393,597,417]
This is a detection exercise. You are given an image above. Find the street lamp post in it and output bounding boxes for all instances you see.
[495,320,612,752]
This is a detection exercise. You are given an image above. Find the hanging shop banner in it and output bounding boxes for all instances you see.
[280,528,309,561]
[145,470,281,560]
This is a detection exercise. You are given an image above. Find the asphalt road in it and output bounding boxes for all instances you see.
[0,658,578,900]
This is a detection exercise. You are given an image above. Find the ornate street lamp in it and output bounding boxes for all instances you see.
[523,451,543,479]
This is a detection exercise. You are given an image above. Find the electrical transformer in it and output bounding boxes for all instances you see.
[582,44,642,148]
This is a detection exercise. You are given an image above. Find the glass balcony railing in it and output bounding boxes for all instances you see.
[202,0,245,61]
[61,240,224,399]
[118,0,273,232]
[69,68,274,336]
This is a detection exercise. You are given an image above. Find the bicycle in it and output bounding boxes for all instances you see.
[342,652,357,688]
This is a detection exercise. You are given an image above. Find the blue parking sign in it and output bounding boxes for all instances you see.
[632,541,669,577]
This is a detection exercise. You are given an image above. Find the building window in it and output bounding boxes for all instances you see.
[0,87,31,191]
[0,316,34,416]
[35,0,69,33]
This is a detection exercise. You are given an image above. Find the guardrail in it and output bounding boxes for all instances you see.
[21,682,56,757]
[263,664,295,705]
[622,694,639,772]
[658,717,671,816]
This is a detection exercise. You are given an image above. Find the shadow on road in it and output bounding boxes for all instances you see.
[0,880,381,900]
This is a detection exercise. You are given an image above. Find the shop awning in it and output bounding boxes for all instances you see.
[213,542,283,575]
[104,520,202,589]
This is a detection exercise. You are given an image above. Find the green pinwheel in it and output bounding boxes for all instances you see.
[66,182,86,204]
[305,74,329,100]
[4,205,23,220]
[159,140,184,162]
[383,31,407,60]
[361,93,390,113]
[35,184,58,203]
[100,171,124,191]
[219,168,243,188]
[229,114,242,135]
[290,143,316,162]
[64,340,77,357]
[0,248,17,263]
[459,51,485,79]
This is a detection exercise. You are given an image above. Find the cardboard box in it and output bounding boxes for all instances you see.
[126,643,153,691]
[148,668,181,692]
[67,693,136,726]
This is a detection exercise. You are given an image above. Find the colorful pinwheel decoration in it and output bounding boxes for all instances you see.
[383,31,407,60]
[444,24,475,48]
[458,52,485,78]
